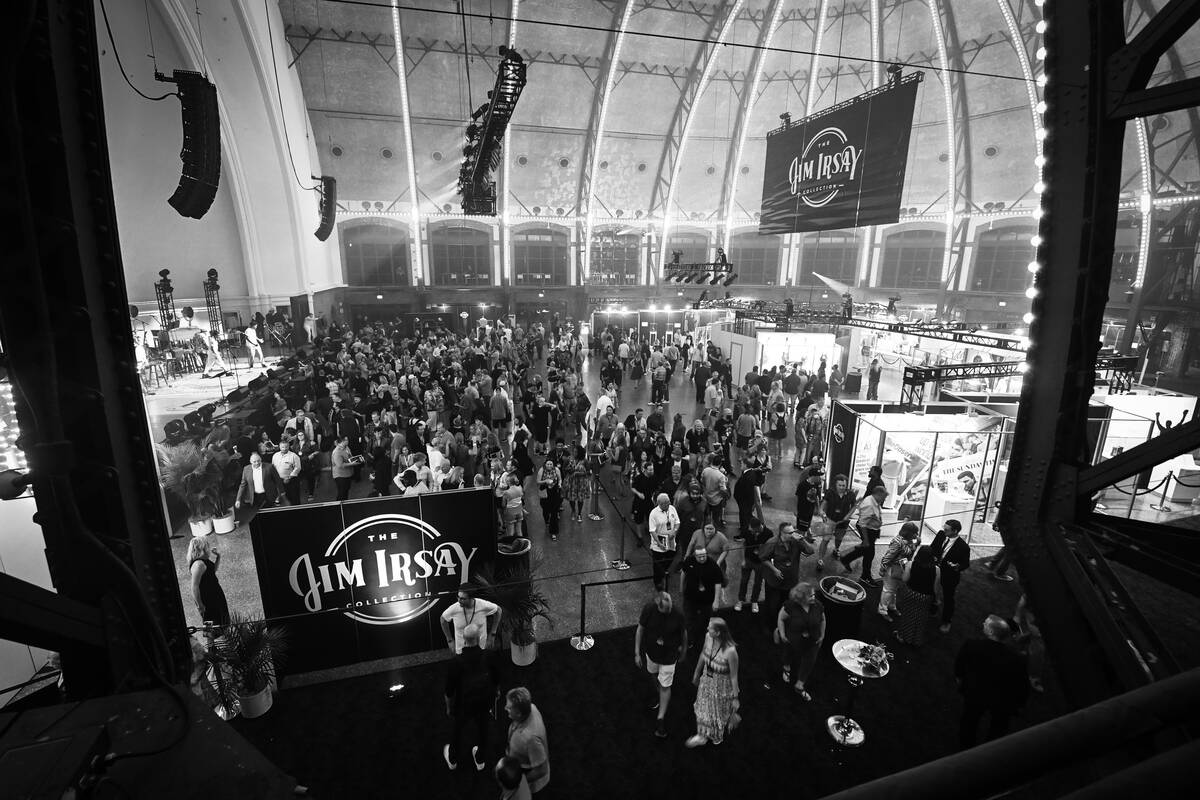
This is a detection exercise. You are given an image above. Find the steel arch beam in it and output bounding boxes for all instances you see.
[649,0,743,272]
[389,1,424,285]
[579,0,636,280]
[719,0,786,249]
[937,0,973,301]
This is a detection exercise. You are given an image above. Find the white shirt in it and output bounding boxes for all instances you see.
[251,464,265,494]
[647,504,680,554]
[272,450,301,481]
[244,327,261,346]
[440,598,500,654]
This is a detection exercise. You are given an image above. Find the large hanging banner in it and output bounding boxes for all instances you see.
[759,72,923,234]
[250,488,496,674]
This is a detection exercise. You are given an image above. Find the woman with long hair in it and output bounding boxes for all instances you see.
[564,443,591,523]
[188,535,230,627]
[537,458,564,542]
[496,473,526,539]
[895,545,938,646]
[688,616,740,747]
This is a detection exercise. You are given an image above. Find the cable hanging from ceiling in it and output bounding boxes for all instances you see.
[97,0,176,102]
[310,0,1054,87]
[263,0,321,192]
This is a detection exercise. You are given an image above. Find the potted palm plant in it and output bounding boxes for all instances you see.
[156,437,231,536]
[474,552,552,666]
[208,611,288,719]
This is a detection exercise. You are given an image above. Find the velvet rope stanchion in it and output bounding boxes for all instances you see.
[595,474,634,571]
[1150,471,1175,513]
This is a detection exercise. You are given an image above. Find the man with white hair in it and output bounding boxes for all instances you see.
[647,493,681,590]
[954,614,1030,748]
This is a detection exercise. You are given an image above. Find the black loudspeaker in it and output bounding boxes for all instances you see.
[314,176,336,241]
[197,403,217,424]
[167,70,220,220]
[248,376,268,392]
[227,388,249,403]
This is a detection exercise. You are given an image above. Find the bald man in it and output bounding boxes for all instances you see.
[647,493,681,591]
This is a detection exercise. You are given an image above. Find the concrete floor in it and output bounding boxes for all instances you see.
[150,346,1010,680]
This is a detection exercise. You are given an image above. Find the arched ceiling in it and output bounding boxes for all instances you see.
[279,0,1200,227]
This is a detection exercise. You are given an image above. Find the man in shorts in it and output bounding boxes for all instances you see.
[634,590,688,738]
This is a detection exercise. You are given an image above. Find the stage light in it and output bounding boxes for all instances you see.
[998,301,1007,307]
[677,290,683,296]
[649,304,657,311]
[376,294,383,300]
[538,292,544,298]
[709,274,722,285]
[722,273,738,287]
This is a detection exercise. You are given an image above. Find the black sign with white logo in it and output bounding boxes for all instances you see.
[760,73,922,234]
[250,489,496,674]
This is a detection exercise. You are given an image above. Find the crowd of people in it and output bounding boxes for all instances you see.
[179,311,1043,792]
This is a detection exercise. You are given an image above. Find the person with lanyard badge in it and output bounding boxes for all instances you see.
[647,493,680,590]
[841,484,887,586]
[440,587,501,655]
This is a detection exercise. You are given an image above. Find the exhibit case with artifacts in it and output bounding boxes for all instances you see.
[826,401,1015,547]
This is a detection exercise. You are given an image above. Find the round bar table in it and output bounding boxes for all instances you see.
[827,638,890,747]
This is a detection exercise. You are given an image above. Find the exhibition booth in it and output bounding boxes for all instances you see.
[826,400,1015,547]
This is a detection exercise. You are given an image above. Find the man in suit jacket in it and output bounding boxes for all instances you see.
[931,518,971,633]
[235,453,283,513]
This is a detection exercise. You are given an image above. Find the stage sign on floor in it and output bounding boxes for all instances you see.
[759,72,923,235]
[250,488,496,674]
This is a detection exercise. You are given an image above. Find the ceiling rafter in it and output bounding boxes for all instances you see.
[719,0,786,249]
[652,0,747,276]
[579,0,636,275]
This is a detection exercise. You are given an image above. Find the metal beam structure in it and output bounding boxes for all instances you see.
[1077,416,1200,497]
[579,0,636,281]
[937,0,973,304]
[650,0,745,276]
[1,0,191,695]
[718,0,786,250]
[996,0,1200,709]
[389,2,425,285]
[898,355,1137,407]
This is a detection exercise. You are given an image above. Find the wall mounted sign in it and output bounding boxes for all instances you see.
[760,73,923,234]
[250,489,496,674]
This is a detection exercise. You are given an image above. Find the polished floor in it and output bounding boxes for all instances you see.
[151,346,1003,679]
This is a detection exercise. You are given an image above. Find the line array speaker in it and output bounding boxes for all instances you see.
[166,70,221,220]
[314,176,336,241]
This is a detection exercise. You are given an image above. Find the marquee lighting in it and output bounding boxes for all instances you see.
[1025,287,1039,299]
[1134,119,1154,287]
[1027,261,1040,273]
[390,1,425,285]
[0,380,27,474]
[1023,312,1035,323]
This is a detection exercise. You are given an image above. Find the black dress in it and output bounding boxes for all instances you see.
[896,551,936,645]
[193,557,230,627]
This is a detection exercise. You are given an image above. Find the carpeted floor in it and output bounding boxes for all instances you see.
[232,559,1064,800]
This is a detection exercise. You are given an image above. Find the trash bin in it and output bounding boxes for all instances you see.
[844,371,863,395]
[819,575,867,651]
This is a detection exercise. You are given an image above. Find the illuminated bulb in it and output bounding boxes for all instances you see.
[1025,287,1039,299]
[1035,20,1047,33]
[1034,181,1046,194]
[1036,74,1047,87]
[1036,128,1048,141]
[1036,101,1047,114]
[1036,47,1046,60]
[1017,361,1030,373]
[1035,155,1046,167]
[1027,261,1040,273]
[1023,312,1035,323]
[1030,235,1042,246]
[1033,207,1045,219]
[1034,0,1044,6]
[980,324,989,330]
[649,304,657,311]
[1020,337,1032,348]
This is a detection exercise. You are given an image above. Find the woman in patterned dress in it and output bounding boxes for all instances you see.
[564,443,591,523]
[895,545,938,646]
[687,617,740,747]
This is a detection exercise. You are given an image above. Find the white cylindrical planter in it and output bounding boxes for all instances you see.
[189,518,215,537]
[212,512,236,535]
[511,641,537,666]
[238,685,273,718]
